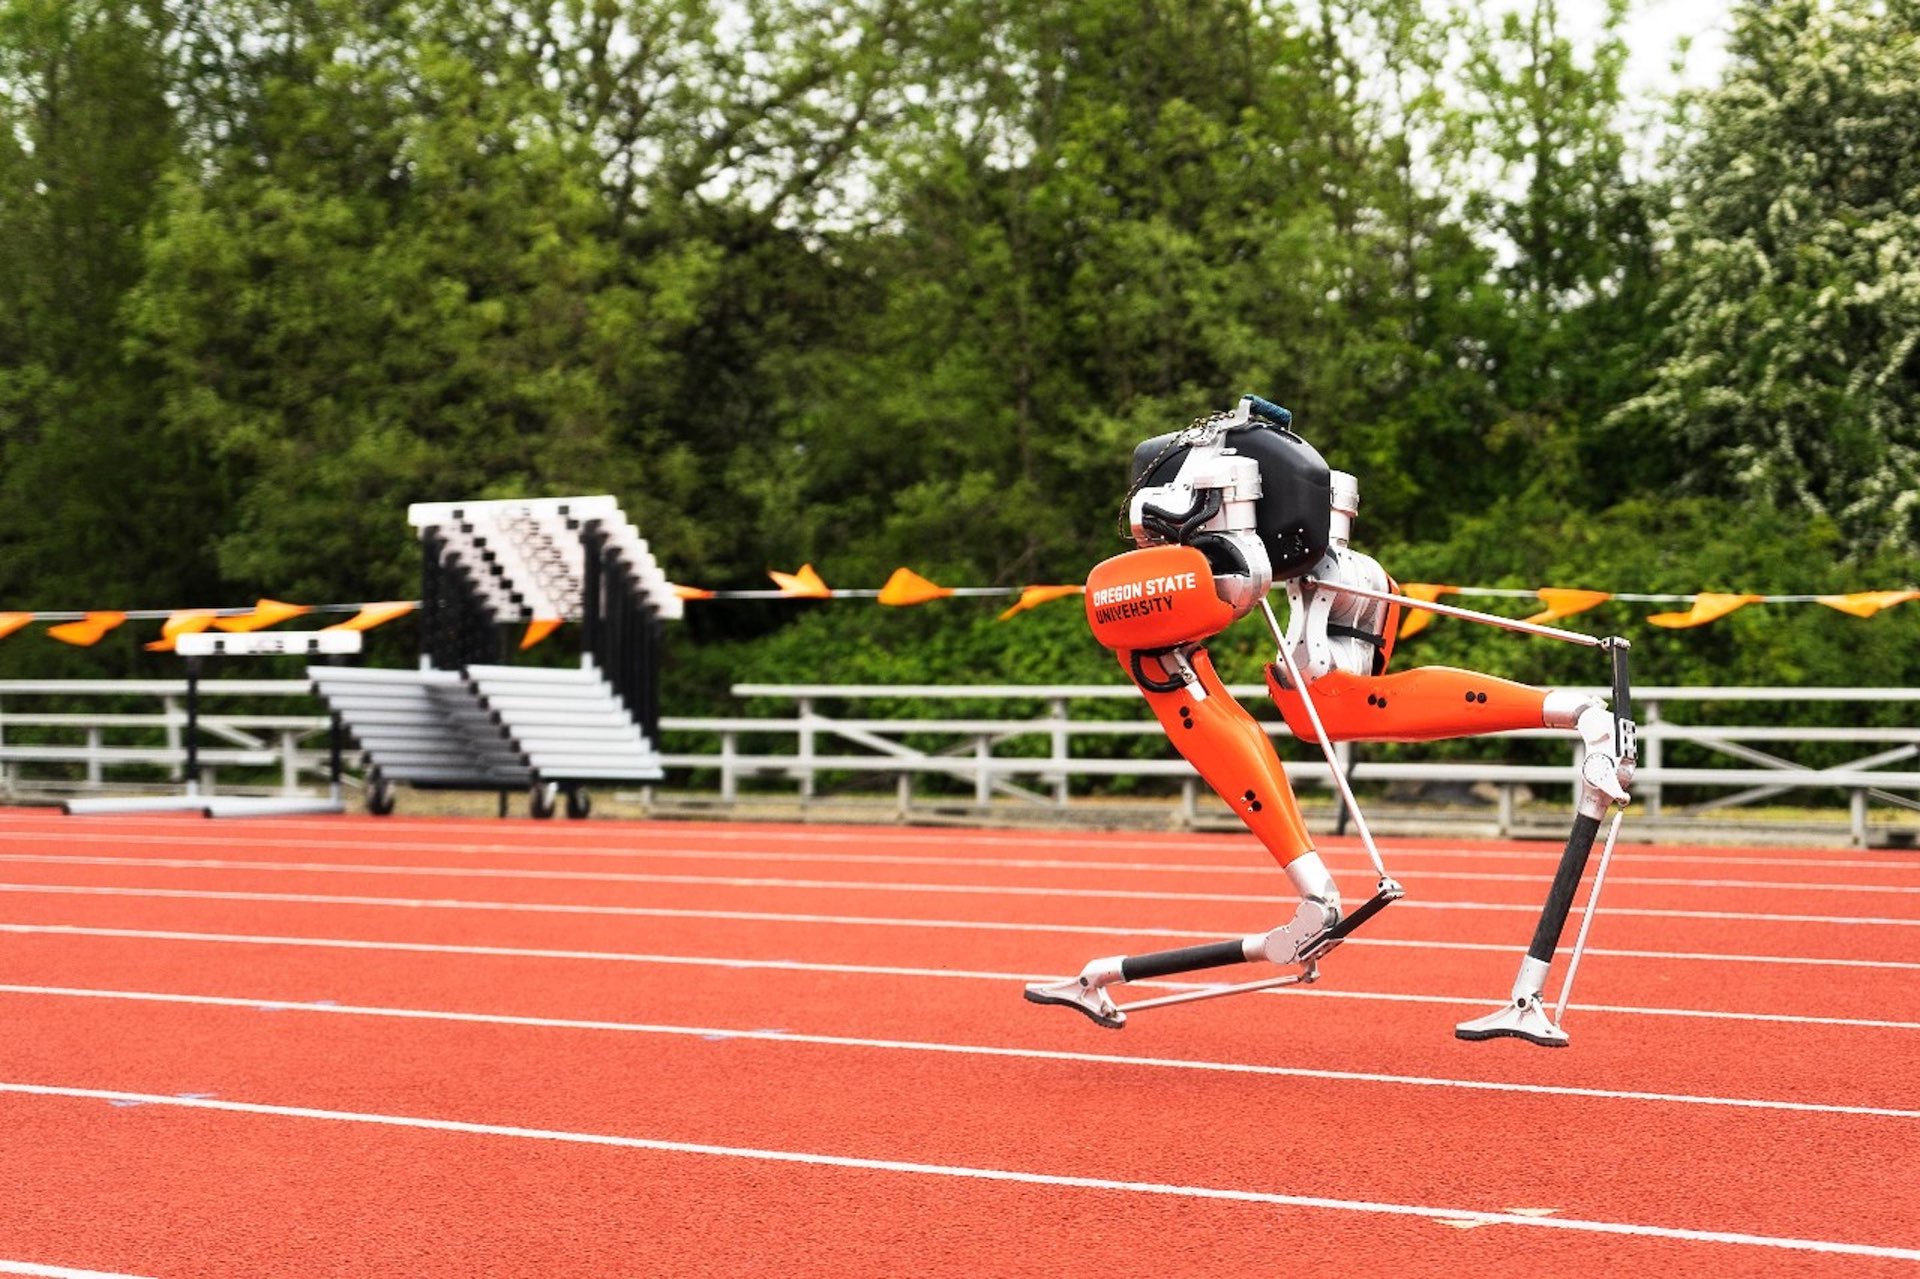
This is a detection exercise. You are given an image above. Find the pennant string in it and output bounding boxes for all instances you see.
[212,598,312,633]
[145,609,220,653]
[768,564,832,599]
[878,568,954,607]
[1,580,1916,645]
[324,602,417,633]
[47,612,128,648]
[1646,593,1764,629]
[1395,584,1456,639]
[519,618,564,650]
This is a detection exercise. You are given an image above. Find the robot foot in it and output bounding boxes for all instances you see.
[1023,957,1127,1029]
[1455,993,1569,1048]
[1256,895,1341,967]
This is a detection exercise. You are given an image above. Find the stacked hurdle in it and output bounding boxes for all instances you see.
[310,496,679,818]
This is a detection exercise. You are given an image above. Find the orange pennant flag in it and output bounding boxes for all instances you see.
[145,609,219,653]
[519,618,563,650]
[47,611,127,647]
[1395,584,1455,639]
[997,584,1083,621]
[1816,590,1920,619]
[1522,588,1613,626]
[212,598,311,633]
[1646,592,1764,629]
[325,601,417,633]
[878,568,954,607]
[768,564,832,599]
[0,612,33,641]
[672,584,717,601]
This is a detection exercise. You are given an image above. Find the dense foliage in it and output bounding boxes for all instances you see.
[1,0,1916,704]
[1615,0,1920,552]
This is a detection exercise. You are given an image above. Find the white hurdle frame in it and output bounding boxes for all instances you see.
[65,631,362,818]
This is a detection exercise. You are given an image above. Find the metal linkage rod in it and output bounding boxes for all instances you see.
[1261,599,1394,883]
[1301,577,1607,649]
[1554,808,1626,1024]
[1117,967,1317,1014]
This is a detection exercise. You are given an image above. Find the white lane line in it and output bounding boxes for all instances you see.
[659,825,1917,864]
[22,812,1906,869]
[0,933,1027,982]
[4,1081,1920,1259]
[3,929,1917,1030]
[7,825,1912,875]
[4,988,1918,1119]
[0,1264,154,1279]
[1284,987,1920,1031]
[1,875,1915,930]
[22,834,1920,893]
[7,915,1920,980]
[12,849,1920,909]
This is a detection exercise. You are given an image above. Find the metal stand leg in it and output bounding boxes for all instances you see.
[184,656,202,799]
[328,712,343,806]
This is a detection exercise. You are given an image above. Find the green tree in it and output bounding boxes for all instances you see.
[1449,0,1662,500]
[1616,0,1920,553]
[761,0,1431,587]
[0,0,198,628]
[124,1,644,603]
[749,0,1667,589]
[125,0,924,603]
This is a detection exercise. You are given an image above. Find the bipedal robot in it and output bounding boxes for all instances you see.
[1024,395,1638,1047]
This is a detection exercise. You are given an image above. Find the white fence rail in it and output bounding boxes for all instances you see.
[688,683,1920,846]
[0,680,330,795]
[1,679,1916,844]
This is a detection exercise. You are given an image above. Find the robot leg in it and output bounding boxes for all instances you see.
[1267,664,1568,743]
[1028,543,1344,1027]
[1268,663,1637,1046]
[1023,644,1342,1028]
[1456,688,1635,1046]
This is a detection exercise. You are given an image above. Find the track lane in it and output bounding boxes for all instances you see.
[8,1091,1904,1279]
[14,810,1915,873]
[0,926,1913,1114]
[5,992,1919,1262]
[13,812,1919,896]
[1,889,1915,978]
[0,863,1912,975]
[7,812,1916,1276]
[10,822,1920,890]
[0,900,1907,1027]
[3,852,1919,933]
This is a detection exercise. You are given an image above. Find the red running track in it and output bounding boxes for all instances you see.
[0,808,1916,1278]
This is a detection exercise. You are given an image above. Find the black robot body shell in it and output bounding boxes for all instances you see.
[1128,423,1333,581]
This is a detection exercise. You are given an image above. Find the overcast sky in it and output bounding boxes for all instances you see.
[1605,0,1735,94]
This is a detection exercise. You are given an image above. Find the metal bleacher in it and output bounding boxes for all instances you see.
[465,663,663,782]
[308,666,532,793]
[309,496,678,817]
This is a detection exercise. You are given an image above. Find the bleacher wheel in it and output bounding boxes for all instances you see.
[565,787,591,820]
[367,774,396,817]
[529,781,559,820]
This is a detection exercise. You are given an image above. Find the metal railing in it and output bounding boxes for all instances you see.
[2,678,1916,844]
[680,683,1920,845]
[0,679,334,797]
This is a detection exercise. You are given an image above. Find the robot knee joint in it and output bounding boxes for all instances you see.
[1542,689,1608,731]
[1546,692,1634,814]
